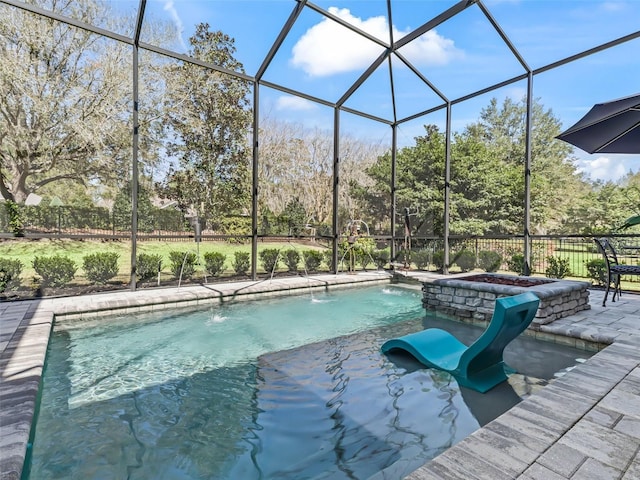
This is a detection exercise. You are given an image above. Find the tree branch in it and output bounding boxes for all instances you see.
[34,174,86,190]
[0,164,15,201]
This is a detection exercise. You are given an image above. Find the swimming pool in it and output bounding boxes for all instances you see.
[25,285,589,479]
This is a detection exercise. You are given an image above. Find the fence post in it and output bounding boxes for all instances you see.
[475,237,479,268]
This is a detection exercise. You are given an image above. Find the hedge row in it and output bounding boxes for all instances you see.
[1,204,189,234]
[409,248,575,280]
[0,246,391,292]
[409,248,504,273]
[0,246,588,293]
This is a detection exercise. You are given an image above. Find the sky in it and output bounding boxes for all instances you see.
[127,0,640,183]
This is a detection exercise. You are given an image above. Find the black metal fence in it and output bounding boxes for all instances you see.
[393,234,640,286]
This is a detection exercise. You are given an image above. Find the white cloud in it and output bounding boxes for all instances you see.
[400,30,462,67]
[601,2,626,13]
[577,156,627,182]
[504,87,527,102]
[290,7,461,77]
[276,95,317,111]
[163,0,188,51]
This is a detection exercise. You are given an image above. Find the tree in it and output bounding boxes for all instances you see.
[112,182,155,233]
[360,97,591,236]
[563,176,640,234]
[257,116,385,233]
[257,119,333,229]
[281,197,307,236]
[465,97,590,234]
[449,131,521,234]
[0,0,173,205]
[159,23,252,223]
[358,124,446,235]
[35,179,96,208]
[257,119,313,218]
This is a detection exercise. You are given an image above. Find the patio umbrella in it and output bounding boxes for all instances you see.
[619,215,640,230]
[556,92,640,154]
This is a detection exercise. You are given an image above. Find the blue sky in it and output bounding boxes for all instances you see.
[128,0,640,183]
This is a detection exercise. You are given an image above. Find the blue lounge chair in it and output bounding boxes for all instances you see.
[381,291,540,393]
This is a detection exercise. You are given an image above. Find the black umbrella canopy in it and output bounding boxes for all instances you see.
[556,93,640,154]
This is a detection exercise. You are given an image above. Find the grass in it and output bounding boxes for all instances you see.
[535,239,600,279]
[0,238,330,287]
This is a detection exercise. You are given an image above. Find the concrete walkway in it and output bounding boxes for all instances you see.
[2,272,640,479]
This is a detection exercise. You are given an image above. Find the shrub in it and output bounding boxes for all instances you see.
[411,249,431,270]
[215,215,252,243]
[33,255,76,287]
[322,250,334,271]
[303,250,323,272]
[137,253,163,283]
[82,252,120,284]
[20,205,113,231]
[0,258,23,292]
[233,251,250,275]
[4,200,24,237]
[506,253,526,275]
[545,256,572,279]
[337,241,351,269]
[5,200,25,236]
[372,248,389,269]
[586,258,607,286]
[153,207,188,232]
[259,248,280,273]
[432,250,445,271]
[454,249,476,272]
[203,252,226,276]
[478,250,502,272]
[169,251,197,279]
[354,237,375,270]
[282,249,300,272]
[356,249,373,270]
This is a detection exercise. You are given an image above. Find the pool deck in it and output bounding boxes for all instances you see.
[2,271,640,479]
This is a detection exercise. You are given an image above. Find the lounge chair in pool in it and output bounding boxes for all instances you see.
[381,291,540,393]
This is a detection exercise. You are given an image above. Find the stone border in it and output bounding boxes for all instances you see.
[422,273,591,325]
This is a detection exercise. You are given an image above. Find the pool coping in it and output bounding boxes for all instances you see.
[3,271,640,479]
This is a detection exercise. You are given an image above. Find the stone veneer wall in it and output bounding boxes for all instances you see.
[422,274,591,326]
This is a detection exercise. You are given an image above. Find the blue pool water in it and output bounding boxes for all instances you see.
[26,285,588,479]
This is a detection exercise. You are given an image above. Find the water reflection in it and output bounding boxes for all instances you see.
[232,326,481,479]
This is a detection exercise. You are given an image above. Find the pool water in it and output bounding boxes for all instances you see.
[26,285,589,479]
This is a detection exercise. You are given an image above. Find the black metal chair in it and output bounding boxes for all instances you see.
[594,238,640,306]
